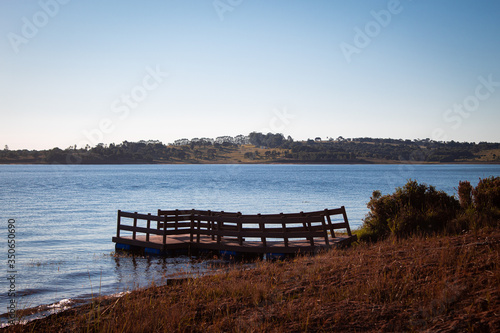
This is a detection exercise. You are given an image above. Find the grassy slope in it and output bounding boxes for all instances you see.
[476,148,500,162]
[163,145,500,164]
[165,145,290,164]
[6,230,499,332]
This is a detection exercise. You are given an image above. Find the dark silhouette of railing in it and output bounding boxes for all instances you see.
[112,207,357,255]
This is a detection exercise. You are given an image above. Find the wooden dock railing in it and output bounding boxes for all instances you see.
[112,207,357,255]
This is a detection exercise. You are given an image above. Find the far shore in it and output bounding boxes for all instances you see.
[1,159,500,165]
[2,136,500,164]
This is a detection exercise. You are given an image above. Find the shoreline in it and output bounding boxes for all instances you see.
[3,136,499,165]
[1,160,500,165]
[0,260,247,328]
[4,230,499,332]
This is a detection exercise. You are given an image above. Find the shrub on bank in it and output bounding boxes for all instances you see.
[457,176,500,229]
[358,177,500,242]
[358,180,460,241]
[473,176,500,215]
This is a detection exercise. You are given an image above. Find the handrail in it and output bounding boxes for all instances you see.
[114,207,355,252]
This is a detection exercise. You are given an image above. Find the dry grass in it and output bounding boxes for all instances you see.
[5,230,500,332]
[166,144,500,165]
[205,145,289,164]
[162,145,289,164]
[475,149,500,162]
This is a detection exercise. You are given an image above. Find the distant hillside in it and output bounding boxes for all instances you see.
[1,133,500,164]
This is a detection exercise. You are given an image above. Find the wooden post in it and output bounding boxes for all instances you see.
[208,210,215,241]
[116,210,121,238]
[301,212,313,246]
[157,209,161,230]
[258,214,266,249]
[341,206,352,236]
[237,215,243,246]
[175,209,179,231]
[132,212,137,240]
[196,216,201,244]
[190,209,195,243]
[217,216,222,245]
[325,209,336,238]
[281,213,288,248]
[308,219,314,246]
[303,213,314,247]
[146,213,151,242]
[320,214,330,247]
[162,214,167,245]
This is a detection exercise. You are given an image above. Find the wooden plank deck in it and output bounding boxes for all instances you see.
[112,207,357,257]
[113,234,356,254]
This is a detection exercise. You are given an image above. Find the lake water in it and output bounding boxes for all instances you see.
[1,163,499,324]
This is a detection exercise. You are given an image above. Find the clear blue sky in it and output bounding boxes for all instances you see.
[1,0,500,150]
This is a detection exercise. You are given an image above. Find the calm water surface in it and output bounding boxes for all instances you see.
[1,164,499,323]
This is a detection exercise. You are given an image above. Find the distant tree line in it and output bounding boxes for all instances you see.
[173,135,249,146]
[248,132,293,148]
[1,133,499,164]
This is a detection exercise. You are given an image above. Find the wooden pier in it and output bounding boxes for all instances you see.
[112,207,357,258]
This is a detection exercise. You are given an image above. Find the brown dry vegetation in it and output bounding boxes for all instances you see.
[476,149,500,163]
[5,229,499,332]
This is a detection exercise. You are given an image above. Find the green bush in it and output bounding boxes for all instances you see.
[473,176,500,214]
[457,180,473,209]
[357,177,500,242]
[358,180,460,241]
[457,176,500,228]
